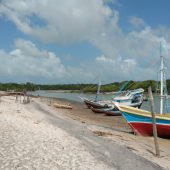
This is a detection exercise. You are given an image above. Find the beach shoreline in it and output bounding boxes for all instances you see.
[40,96,132,132]
[41,95,170,169]
[0,95,169,169]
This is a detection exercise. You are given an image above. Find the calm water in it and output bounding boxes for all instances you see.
[28,90,170,113]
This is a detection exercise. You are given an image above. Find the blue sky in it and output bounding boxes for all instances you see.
[0,0,170,84]
[116,0,170,27]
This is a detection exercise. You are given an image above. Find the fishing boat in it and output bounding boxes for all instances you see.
[90,106,107,113]
[80,88,144,109]
[114,42,170,138]
[114,103,170,138]
[112,88,144,108]
[91,106,121,116]
[80,79,108,108]
[79,97,112,109]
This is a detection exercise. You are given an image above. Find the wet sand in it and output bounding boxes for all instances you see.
[0,95,169,169]
[43,96,170,170]
[43,97,131,132]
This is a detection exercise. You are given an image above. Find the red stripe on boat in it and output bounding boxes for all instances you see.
[128,122,170,138]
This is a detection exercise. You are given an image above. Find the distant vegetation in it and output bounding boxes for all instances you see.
[0,80,170,94]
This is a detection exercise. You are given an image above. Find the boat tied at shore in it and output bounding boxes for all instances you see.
[80,88,144,111]
[114,42,170,138]
[90,106,121,116]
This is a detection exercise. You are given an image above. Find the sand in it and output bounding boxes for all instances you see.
[44,97,170,170]
[0,96,113,170]
[0,95,169,169]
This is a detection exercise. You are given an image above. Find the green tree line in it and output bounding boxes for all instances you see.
[0,80,169,93]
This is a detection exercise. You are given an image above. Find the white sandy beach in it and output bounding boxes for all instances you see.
[0,95,169,169]
[0,96,113,170]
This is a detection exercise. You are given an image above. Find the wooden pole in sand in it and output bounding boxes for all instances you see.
[19,93,22,103]
[23,89,26,104]
[27,95,30,103]
[148,86,160,157]
[15,93,18,102]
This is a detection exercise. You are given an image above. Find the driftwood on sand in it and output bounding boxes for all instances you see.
[53,102,72,109]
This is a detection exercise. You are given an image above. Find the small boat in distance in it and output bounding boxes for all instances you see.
[115,42,170,138]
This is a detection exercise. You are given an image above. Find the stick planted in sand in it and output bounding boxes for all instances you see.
[148,87,160,157]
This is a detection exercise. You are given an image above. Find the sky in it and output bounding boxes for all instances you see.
[0,0,170,84]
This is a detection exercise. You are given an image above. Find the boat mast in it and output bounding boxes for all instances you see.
[160,42,164,114]
[95,78,101,102]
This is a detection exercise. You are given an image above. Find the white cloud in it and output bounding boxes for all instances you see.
[0,39,108,83]
[96,55,140,81]
[0,0,118,44]
[0,39,71,83]
[153,26,170,43]
[96,55,115,64]
[0,0,170,83]
[129,16,145,28]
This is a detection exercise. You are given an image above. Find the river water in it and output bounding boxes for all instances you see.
[28,90,170,113]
